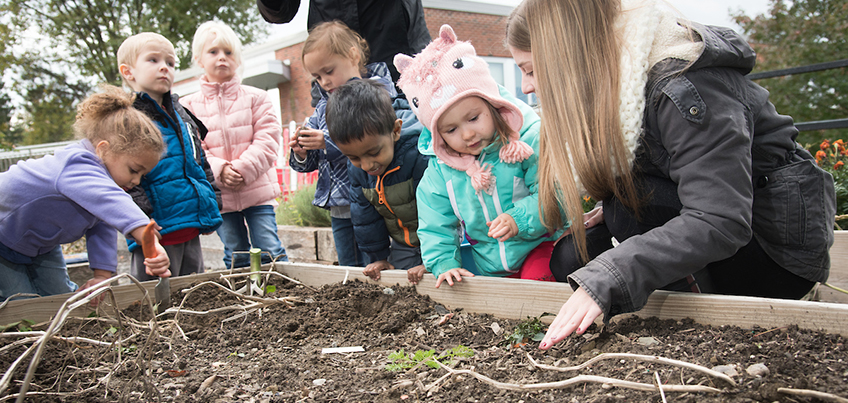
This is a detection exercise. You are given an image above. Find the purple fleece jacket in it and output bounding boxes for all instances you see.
[0,140,150,272]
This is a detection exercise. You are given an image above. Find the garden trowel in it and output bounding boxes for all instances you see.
[154,275,171,311]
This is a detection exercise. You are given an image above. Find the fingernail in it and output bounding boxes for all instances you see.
[584,221,589,227]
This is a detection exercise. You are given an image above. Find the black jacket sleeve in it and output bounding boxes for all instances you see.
[257,0,301,23]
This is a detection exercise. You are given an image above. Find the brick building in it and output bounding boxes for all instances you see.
[173,0,533,194]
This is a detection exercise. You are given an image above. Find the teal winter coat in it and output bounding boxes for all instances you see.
[416,87,561,277]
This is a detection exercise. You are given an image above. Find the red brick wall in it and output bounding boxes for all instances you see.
[423,9,512,58]
[274,42,314,127]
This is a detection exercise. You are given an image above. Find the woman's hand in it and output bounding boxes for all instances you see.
[487,213,519,242]
[435,268,475,288]
[539,287,603,350]
[363,260,394,281]
[555,205,605,244]
[295,128,326,150]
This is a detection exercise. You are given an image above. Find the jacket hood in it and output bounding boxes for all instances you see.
[688,22,757,74]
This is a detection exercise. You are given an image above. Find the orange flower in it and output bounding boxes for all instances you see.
[841,149,848,156]
[583,196,592,203]
[816,150,827,161]
[821,139,831,150]
[835,161,844,170]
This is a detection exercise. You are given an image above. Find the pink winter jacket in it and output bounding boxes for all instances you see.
[181,75,282,213]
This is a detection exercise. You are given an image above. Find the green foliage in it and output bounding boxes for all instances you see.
[385,345,474,372]
[582,196,597,213]
[0,0,268,146]
[276,184,331,227]
[733,0,848,146]
[503,313,555,347]
[807,139,848,229]
[0,319,35,332]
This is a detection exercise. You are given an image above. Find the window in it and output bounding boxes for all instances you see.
[481,56,537,107]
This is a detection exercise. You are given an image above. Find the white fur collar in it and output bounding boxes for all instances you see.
[616,0,705,169]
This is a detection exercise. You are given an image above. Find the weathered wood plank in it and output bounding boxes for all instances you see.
[4,230,848,337]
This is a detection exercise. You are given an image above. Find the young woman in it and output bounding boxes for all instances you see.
[506,0,836,349]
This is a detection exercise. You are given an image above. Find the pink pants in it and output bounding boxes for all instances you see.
[507,241,556,282]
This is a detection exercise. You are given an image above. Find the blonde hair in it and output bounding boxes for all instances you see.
[117,32,176,87]
[507,0,640,262]
[302,21,370,77]
[192,21,243,67]
[74,84,165,156]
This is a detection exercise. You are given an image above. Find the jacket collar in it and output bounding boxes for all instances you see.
[198,75,242,98]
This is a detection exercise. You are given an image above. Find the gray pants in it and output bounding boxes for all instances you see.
[131,236,204,282]
[388,239,422,271]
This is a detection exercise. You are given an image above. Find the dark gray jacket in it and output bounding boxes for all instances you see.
[570,24,836,321]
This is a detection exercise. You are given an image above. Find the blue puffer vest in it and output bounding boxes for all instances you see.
[127,92,222,252]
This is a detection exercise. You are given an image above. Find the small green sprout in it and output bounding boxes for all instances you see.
[386,345,474,371]
[503,313,555,347]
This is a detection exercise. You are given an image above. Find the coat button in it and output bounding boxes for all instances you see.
[757,175,769,188]
[689,106,699,116]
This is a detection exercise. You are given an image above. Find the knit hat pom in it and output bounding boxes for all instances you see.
[467,161,493,193]
[499,139,534,164]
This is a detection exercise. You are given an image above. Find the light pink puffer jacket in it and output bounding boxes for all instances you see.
[181,75,282,213]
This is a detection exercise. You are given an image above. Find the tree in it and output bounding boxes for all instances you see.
[0,0,268,145]
[733,0,848,146]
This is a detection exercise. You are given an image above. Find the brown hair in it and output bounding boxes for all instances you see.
[74,84,165,156]
[302,21,370,77]
[507,0,640,262]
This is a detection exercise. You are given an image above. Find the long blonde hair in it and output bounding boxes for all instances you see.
[507,0,641,262]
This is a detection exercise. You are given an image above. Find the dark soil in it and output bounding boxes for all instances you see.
[2,276,847,402]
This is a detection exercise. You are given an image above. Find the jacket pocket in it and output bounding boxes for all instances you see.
[752,158,834,249]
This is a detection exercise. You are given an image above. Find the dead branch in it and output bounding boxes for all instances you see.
[6,274,156,403]
[526,352,736,386]
[778,387,848,403]
[425,360,722,394]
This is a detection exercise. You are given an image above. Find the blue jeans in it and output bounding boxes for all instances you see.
[331,216,363,267]
[0,245,78,300]
[217,205,288,269]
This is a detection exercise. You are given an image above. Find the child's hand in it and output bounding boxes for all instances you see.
[296,128,326,150]
[220,163,244,189]
[144,240,171,278]
[407,265,427,285]
[435,268,475,288]
[80,269,113,307]
[363,260,394,280]
[487,213,519,242]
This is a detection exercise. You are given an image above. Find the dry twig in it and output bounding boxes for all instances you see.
[526,352,736,386]
[425,360,722,394]
[778,387,848,403]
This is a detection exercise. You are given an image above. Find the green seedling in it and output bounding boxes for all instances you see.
[386,345,474,371]
[504,313,555,347]
[0,319,35,333]
[265,285,277,294]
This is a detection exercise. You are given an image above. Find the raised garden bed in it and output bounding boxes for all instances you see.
[1,232,847,401]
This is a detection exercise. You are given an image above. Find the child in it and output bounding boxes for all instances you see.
[289,21,386,267]
[394,25,563,288]
[181,21,288,269]
[117,32,223,281]
[325,79,429,283]
[0,85,170,300]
